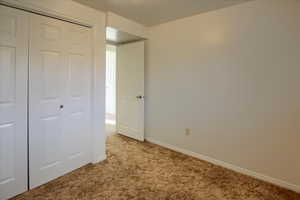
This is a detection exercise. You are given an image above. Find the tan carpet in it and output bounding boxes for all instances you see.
[12,134,300,200]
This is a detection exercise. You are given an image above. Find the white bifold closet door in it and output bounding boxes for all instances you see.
[0,5,29,200]
[29,14,92,189]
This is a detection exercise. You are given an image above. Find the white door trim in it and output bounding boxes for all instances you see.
[0,0,107,163]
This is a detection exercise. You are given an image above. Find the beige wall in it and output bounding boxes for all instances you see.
[146,0,300,189]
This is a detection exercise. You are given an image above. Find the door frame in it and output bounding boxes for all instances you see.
[0,0,107,163]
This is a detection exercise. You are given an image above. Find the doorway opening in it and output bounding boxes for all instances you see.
[105,44,117,136]
[105,26,146,141]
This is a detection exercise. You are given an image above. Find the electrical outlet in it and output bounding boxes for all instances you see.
[185,128,191,136]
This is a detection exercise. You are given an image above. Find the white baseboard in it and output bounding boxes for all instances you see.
[118,130,145,142]
[92,154,107,164]
[146,137,300,193]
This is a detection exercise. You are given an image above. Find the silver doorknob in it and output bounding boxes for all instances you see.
[136,95,144,99]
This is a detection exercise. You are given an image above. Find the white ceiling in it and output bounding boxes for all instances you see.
[73,0,252,26]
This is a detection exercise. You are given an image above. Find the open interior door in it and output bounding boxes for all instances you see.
[117,41,144,141]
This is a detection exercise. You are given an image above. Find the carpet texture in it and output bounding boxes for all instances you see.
[12,134,300,200]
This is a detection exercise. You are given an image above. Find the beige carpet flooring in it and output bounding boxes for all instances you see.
[12,134,300,200]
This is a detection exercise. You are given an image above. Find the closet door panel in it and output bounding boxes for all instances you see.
[29,14,66,189]
[29,14,92,189]
[64,24,92,172]
[0,5,28,200]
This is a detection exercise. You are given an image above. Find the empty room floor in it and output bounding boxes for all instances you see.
[12,134,300,200]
